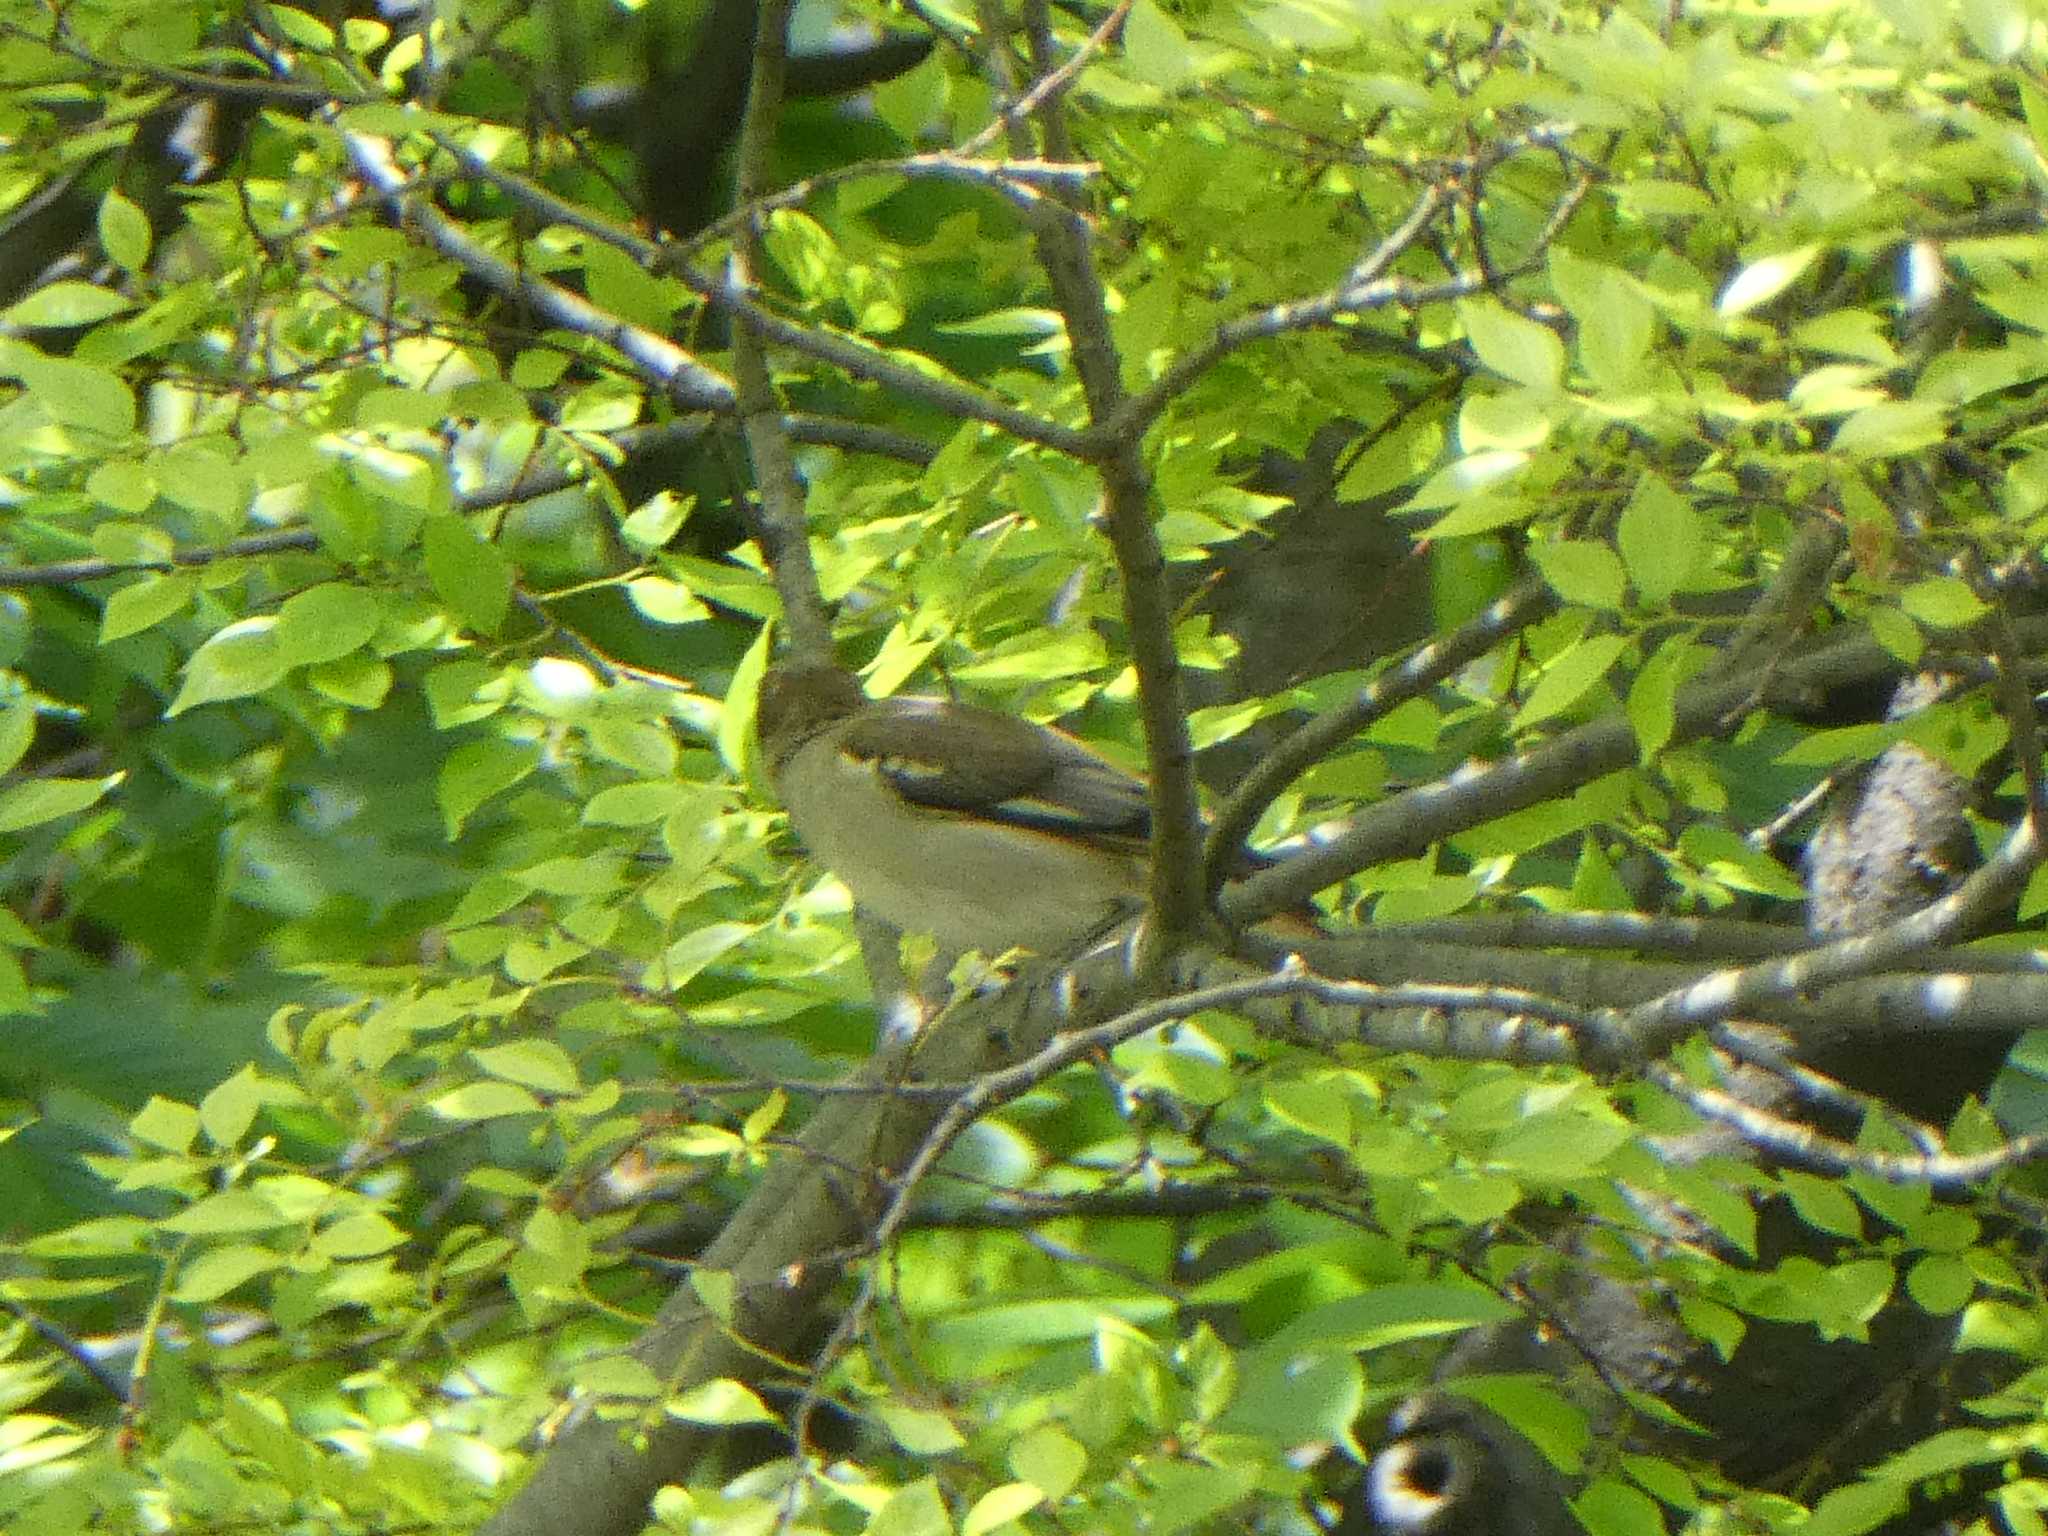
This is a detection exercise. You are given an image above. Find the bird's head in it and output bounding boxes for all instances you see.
[757,662,868,776]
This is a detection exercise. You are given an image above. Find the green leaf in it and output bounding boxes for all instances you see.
[431,1081,542,1120]
[584,781,686,826]
[1009,1427,1087,1501]
[267,5,336,47]
[98,189,152,271]
[1550,248,1654,389]
[935,307,1066,339]
[870,1479,953,1536]
[101,572,196,642]
[1676,825,1804,899]
[641,922,754,992]
[471,1040,580,1095]
[1514,633,1628,731]
[1221,1348,1362,1444]
[1962,0,2027,59]
[626,576,710,625]
[1407,454,1533,528]
[1628,635,1704,763]
[1905,1253,1976,1315]
[1870,1426,2010,1483]
[1574,1477,1668,1536]
[1461,1376,1590,1474]
[1958,1300,2041,1354]
[199,1065,266,1149]
[668,1378,779,1426]
[1616,475,1702,605]
[1529,541,1625,609]
[1866,604,1924,665]
[307,653,394,708]
[0,702,33,778]
[1830,400,1948,459]
[1774,719,1906,768]
[0,775,118,834]
[690,1267,736,1323]
[131,1095,200,1153]
[722,629,773,776]
[173,1245,285,1303]
[274,583,382,668]
[1459,299,1565,390]
[1779,1170,1864,1238]
[310,1210,406,1259]
[620,491,690,552]
[1899,576,1988,630]
[1124,0,1195,91]
[962,1483,1044,1536]
[168,619,288,716]
[423,515,514,636]
[437,738,538,836]
[875,1402,967,1454]
[14,350,135,434]
[23,1217,152,1259]
[162,1190,292,1235]
[86,459,157,513]
[1792,310,1901,366]
[1264,1078,1352,1146]
[583,241,681,333]
[1570,835,1631,910]
[4,282,134,329]
[1263,1283,1516,1353]
[1493,1109,1632,1177]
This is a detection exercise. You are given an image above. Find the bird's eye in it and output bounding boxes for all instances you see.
[1395,1445,1456,1500]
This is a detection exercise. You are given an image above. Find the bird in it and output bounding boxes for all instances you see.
[1351,1393,1582,1536]
[755,662,1160,956]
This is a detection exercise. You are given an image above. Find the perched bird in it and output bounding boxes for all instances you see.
[1352,1393,1581,1536]
[756,662,1156,955]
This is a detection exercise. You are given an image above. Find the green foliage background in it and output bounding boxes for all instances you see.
[0,0,2047,1534]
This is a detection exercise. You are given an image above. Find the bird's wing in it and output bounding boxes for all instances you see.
[836,698,1153,849]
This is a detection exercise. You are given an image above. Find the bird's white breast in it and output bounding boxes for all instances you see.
[778,733,1147,955]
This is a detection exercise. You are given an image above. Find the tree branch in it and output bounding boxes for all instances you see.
[1205,572,1558,894]
[980,0,1205,949]
[725,0,830,661]
[342,132,736,412]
